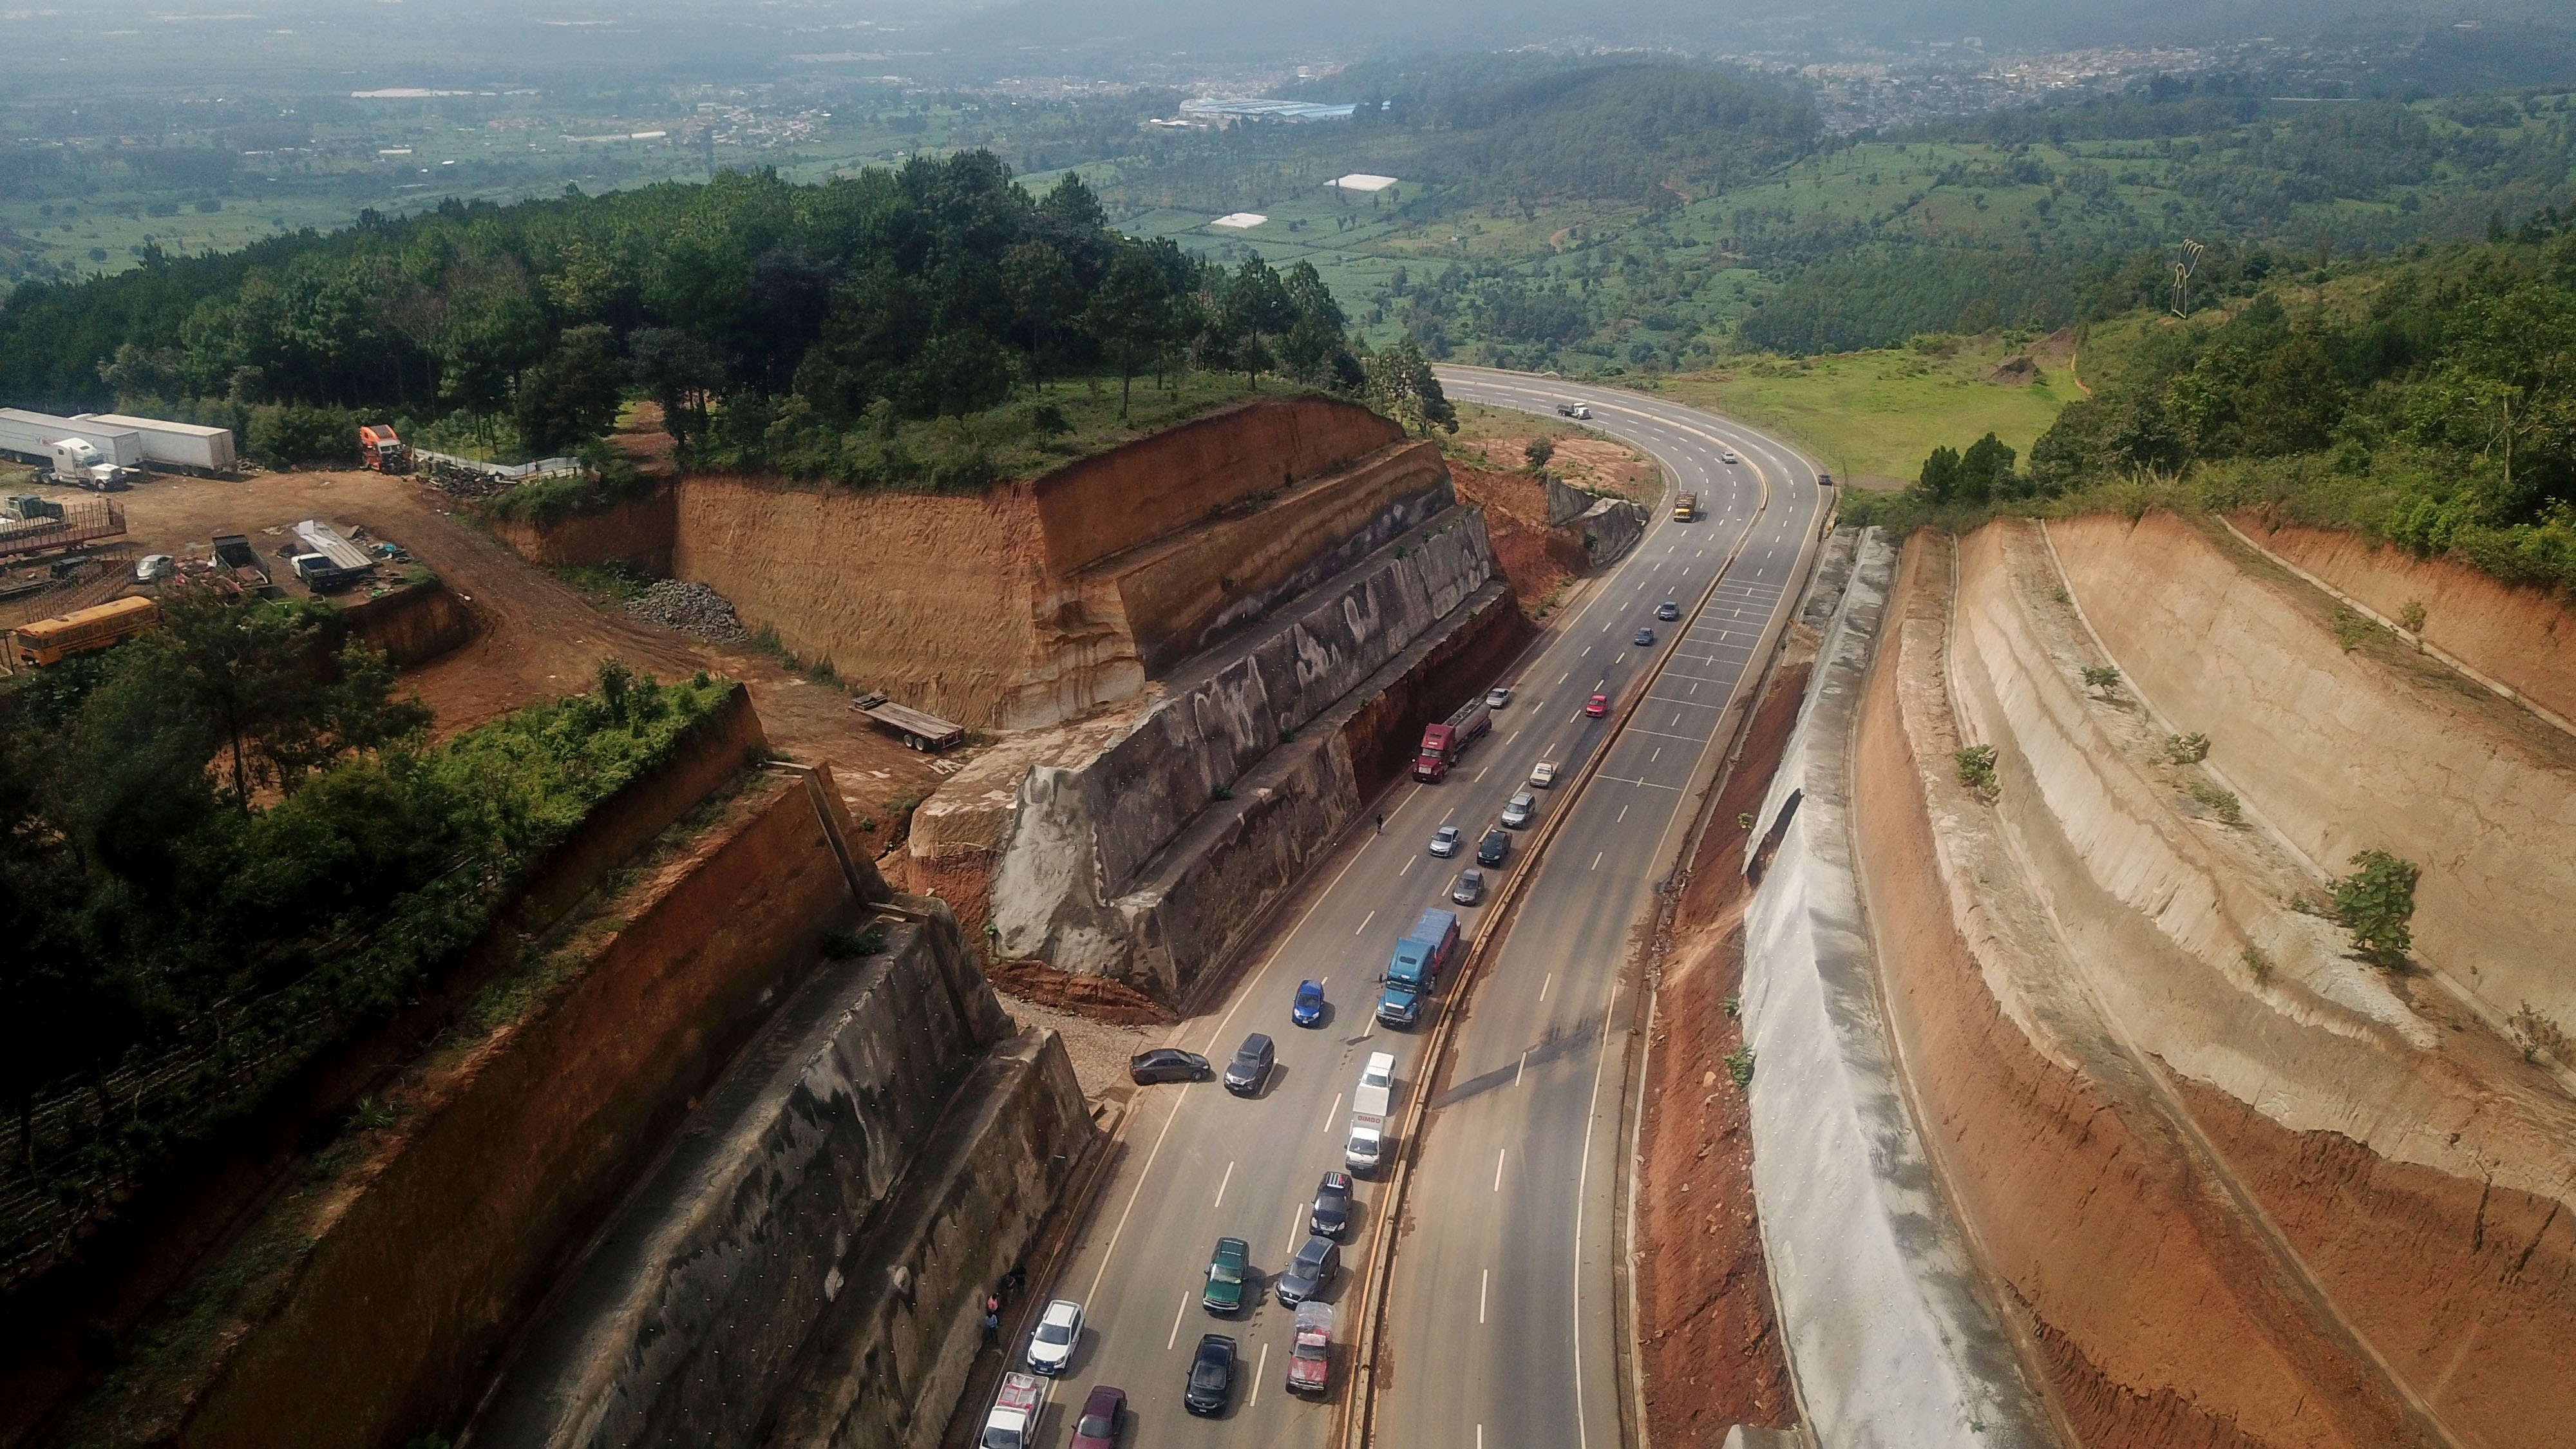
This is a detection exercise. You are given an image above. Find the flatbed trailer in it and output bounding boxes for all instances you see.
[851,692,965,751]
[0,499,126,560]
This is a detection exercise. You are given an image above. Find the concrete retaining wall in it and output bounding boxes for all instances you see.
[471,899,1095,1449]
[1738,531,2056,1448]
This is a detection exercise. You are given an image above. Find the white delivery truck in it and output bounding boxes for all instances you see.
[1345,1051,1397,1173]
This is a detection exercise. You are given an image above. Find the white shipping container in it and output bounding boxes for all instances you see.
[71,413,237,473]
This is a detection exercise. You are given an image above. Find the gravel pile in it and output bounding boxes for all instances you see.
[627,578,750,645]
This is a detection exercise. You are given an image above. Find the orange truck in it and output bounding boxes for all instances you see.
[359,424,412,474]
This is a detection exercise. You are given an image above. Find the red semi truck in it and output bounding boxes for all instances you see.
[1413,698,1492,782]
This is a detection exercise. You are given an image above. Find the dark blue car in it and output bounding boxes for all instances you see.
[1292,979,1325,1027]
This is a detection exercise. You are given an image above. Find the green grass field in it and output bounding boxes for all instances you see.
[1634,333,2076,487]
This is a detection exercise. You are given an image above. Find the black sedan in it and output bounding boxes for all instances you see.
[1186,1334,1237,1416]
[1129,1048,1211,1085]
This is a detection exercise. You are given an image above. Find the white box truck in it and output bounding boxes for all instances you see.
[1345,1052,1396,1173]
[72,413,237,475]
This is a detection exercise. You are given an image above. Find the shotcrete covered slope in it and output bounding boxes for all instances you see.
[1852,518,2576,1449]
[2049,511,2576,1034]
[1737,530,2056,1449]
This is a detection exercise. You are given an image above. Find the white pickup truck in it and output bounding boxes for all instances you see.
[981,1370,1045,1449]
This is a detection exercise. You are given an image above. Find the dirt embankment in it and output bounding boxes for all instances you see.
[1450,463,1587,611]
[1635,656,1806,1442]
[1857,519,2576,1449]
[2228,513,2576,728]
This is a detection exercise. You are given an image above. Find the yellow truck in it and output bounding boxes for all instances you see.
[1672,492,1698,521]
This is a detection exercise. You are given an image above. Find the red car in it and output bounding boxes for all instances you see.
[1584,692,1609,717]
[1070,1383,1126,1448]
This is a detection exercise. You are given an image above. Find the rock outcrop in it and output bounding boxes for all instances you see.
[472,900,1097,1449]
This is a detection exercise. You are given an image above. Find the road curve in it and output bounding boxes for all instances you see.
[1363,368,1828,1449]
[1019,369,1826,1449]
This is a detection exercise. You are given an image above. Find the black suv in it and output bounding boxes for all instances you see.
[1311,1170,1354,1236]
[1223,1033,1275,1095]
[1477,828,1510,866]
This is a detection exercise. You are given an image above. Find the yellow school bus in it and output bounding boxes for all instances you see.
[8,594,159,667]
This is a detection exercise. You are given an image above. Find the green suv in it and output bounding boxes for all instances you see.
[1202,1236,1250,1314]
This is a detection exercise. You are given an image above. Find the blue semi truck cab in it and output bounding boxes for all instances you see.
[1376,908,1463,1028]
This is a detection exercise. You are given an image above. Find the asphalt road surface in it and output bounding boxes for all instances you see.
[1014,369,1827,1449]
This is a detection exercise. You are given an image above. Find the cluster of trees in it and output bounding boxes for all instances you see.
[0,599,726,1195]
[0,153,1395,472]
[2022,223,2576,589]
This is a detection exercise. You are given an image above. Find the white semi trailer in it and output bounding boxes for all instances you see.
[0,409,146,469]
[72,413,236,475]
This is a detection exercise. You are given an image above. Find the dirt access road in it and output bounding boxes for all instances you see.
[12,464,950,860]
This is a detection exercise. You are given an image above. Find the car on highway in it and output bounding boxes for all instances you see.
[1025,1298,1082,1376]
[1291,979,1326,1027]
[1311,1170,1354,1236]
[1203,1236,1251,1313]
[1223,1034,1275,1095]
[1723,450,1740,464]
[1128,1048,1210,1085]
[1450,867,1484,905]
[1819,470,1833,486]
[1185,1334,1237,1416]
[1585,693,1609,717]
[1276,1235,1341,1306]
[1657,600,1681,620]
[1477,828,1510,866]
[1485,685,1512,708]
[1634,627,1656,646]
[1529,761,1558,788]
[1501,792,1537,828]
[1428,825,1463,857]
[1069,1384,1126,1449]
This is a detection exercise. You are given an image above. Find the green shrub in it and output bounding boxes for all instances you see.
[1723,1043,1756,1087]
[2240,945,2273,987]
[2080,664,2121,692]
[2186,780,2243,826]
[1953,744,1999,800]
[2331,608,2375,652]
[2163,732,2211,764]
[2331,849,2420,965]
[248,402,361,468]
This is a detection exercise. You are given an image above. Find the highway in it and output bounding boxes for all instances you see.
[1018,368,1828,1449]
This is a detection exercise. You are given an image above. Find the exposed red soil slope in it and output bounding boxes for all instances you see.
[1450,463,1586,610]
[1634,660,1806,1441]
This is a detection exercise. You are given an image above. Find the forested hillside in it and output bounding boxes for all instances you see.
[0,153,1409,478]
[1868,222,2576,595]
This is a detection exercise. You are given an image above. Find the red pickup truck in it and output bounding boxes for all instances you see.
[1287,1301,1333,1395]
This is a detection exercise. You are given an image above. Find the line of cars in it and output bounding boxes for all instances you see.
[1039,659,1647,1441]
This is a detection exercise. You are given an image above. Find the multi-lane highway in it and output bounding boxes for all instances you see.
[1020,369,1828,1449]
